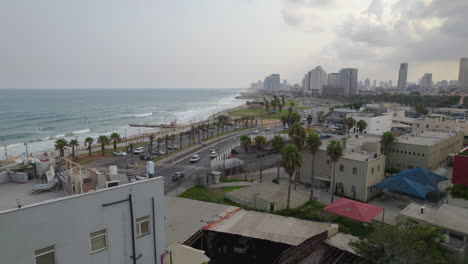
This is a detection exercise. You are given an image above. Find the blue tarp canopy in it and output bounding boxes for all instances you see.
[373,168,449,200]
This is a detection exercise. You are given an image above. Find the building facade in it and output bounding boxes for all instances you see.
[385,131,464,171]
[264,74,280,91]
[0,178,166,264]
[339,68,358,96]
[459,58,468,86]
[347,113,393,135]
[397,63,408,91]
[413,115,468,144]
[300,136,386,202]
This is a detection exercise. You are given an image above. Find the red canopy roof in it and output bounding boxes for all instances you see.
[324,198,383,222]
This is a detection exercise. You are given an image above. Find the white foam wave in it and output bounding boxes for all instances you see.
[55,134,65,138]
[133,113,153,118]
[42,137,51,141]
[72,128,90,134]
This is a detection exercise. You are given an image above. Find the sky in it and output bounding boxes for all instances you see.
[1,0,467,89]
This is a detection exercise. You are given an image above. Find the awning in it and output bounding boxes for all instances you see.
[324,198,383,223]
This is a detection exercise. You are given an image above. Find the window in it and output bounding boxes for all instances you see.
[371,167,374,174]
[34,245,55,264]
[136,216,150,238]
[339,165,344,171]
[352,168,357,174]
[90,229,107,253]
[351,185,356,192]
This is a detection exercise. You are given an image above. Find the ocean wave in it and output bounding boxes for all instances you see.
[72,128,90,134]
[42,137,51,141]
[133,113,153,118]
[55,134,65,138]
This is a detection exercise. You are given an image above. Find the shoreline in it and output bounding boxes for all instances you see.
[0,95,251,163]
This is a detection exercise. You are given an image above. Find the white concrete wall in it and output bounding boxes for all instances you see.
[0,177,166,264]
[350,114,392,135]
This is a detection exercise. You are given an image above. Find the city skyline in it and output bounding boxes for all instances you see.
[1,0,468,89]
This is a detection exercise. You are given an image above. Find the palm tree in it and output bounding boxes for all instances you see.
[306,132,322,201]
[128,142,135,165]
[85,137,94,157]
[97,135,109,156]
[327,140,344,203]
[381,131,395,168]
[307,114,313,129]
[148,133,155,155]
[317,111,324,125]
[254,135,267,183]
[164,134,170,155]
[281,144,303,209]
[170,134,177,152]
[343,117,356,134]
[280,115,288,128]
[288,122,306,188]
[281,96,286,107]
[179,132,184,149]
[357,120,367,133]
[109,132,121,151]
[240,135,252,181]
[271,135,285,183]
[55,138,68,158]
[69,139,79,161]
[156,137,163,154]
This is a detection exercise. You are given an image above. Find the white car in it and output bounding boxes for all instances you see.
[265,127,271,131]
[133,147,144,154]
[253,130,259,134]
[189,154,200,163]
[209,151,217,158]
[113,151,127,156]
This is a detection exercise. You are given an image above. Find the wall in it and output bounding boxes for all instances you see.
[0,177,166,264]
[0,172,8,184]
[0,172,28,184]
[453,155,468,187]
[350,114,392,135]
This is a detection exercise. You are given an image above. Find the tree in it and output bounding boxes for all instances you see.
[55,138,68,158]
[128,142,134,165]
[351,222,452,264]
[306,132,321,201]
[85,137,94,157]
[69,139,79,161]
[343,116,356,134]
[170,134,177,153]
[254,135,267,183]
[317,111,324,125]
[179,132,184,149]
[281,96,286,107]
[265,101,270,112]
[415,103,428,115]
[148,133,155,155]
[240,135,252,153]
[357,120,367,133]
[280,115,288,128]
[97,135,109,156]
[381,131,395,168]
[281,144,303,209]
[109,132,121,151]
[327,140,344,203]
[306,114,313,129]
[271,135,285,183]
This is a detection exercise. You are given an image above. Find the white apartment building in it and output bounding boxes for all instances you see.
[300,136,386,202]
[347,112,393,135]
[0,177,166,264]
[413,114,468,143]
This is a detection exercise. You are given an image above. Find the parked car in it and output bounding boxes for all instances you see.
[113,151,127,156]
[167,145,179,150]
[172,172,185,181]
[139,154,151,160]
[253,130,259,134]
[265,127,271,131]
[189,154,200,163]
[209,147,217,152]
[133,147,144,154]
[209,151,217,159]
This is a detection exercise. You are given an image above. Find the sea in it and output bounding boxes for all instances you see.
[0,88,245,160]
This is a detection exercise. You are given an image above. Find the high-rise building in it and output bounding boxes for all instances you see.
[397,63,408,91]
[373,80,377,89]
[264,74,280,90]
[302,66,327,95]
[389,80,393,88]
[339,68,358,96]
[459,58,468,86]
[364,78,370,90]
[420,73,433,88]
[328,73,340,86]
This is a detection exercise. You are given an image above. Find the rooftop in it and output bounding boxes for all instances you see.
[395,131,460,146]
[399,203,468,236]
[325,232,359,255]
[318,135,383,162]
[206,209,338,246]
[0,181,66,212]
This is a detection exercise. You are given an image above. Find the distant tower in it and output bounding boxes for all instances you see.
[459,58,468,86]
[398,63,408,91]
[339,68,358,96]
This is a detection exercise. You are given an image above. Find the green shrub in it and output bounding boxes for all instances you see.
[448,184,468,200]
[272,178,279,184]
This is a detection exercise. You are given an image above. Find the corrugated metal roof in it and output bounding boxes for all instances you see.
[207,209,337,246]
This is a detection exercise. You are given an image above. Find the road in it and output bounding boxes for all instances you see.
[82,123,282,194]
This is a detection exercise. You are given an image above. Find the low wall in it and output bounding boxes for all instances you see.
[0,172,8,184]
[0,172,28,184]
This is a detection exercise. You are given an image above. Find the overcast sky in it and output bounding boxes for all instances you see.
[1,0,467,88]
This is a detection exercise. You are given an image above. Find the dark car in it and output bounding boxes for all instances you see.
[139,154,152,160]
[172,172,185,181]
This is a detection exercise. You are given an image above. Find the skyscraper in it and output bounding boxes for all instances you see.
[459,58,468,86]
[364,78,370,90]
[339,68,358,96]
[420,73,432,88]
[263,74,280,90]
[310,66,327,95]
[398,63,408,91]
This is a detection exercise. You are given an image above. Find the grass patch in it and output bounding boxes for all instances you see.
[335,217,369,237]
[275,200,327,221]
[220,177,246,183]
[447,184,468,200]
[229,108,290,120]
[179,185,247,206]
